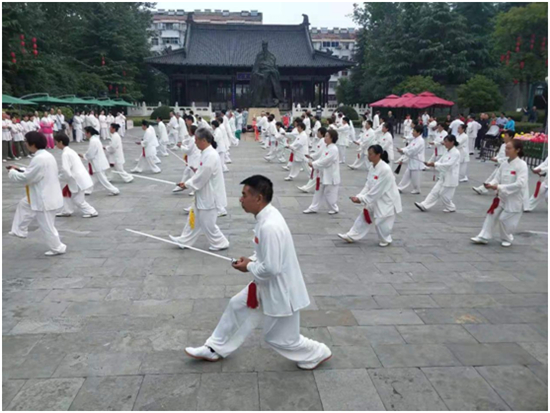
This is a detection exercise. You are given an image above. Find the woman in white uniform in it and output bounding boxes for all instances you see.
[525,157,548,212]
[99,110,108,140]
[456,124,470,182]
[338,144,402,246]
[211,120,229,173]
[349,120,375,170]
[471,140,528,247]
[335,117,351,164]
[397,125,425,194]
[414,134,460,213]
[303,129,340,215]
[473,130,513,195]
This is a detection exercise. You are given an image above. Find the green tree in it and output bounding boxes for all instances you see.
[457,75,504,112]
[335,77,354,104]
[393,76,446,97]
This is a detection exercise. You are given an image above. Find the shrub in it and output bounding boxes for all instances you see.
[150,105,174,120]
[457,75,504,113]
[58,106,74,120]
[504,111,523,122]
[337,105,359,121]
[514,122,544,134]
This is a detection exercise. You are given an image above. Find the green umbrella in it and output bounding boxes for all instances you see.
[27,95,71,104]
[96,100,117,107]
[2,94,37,105]
[60,96,93,105]
[111,99,135,107]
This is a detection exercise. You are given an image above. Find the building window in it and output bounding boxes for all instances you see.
[341,70,348,76]
[164,23,174,30]
[331,41,339,47]
[329,81,337,89]
[162,37,179,45]
[322,41,331,48]
[152,38,159,46]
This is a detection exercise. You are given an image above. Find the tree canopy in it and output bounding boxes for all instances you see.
[2,2,168,103]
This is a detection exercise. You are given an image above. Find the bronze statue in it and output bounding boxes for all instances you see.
[250,41,284,107]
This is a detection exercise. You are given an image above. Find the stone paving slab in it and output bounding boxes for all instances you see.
[2,130,547,410]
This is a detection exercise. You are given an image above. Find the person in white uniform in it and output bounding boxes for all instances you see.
[54,133,98,218]
[212,120,229,173]
[284,122,310,181]
[80,126,120,195]
[525,157,548,211]
[415,134,461,213]
[376,123,395,169]
[473,130,513,195]
[471,140,528,247]
[303,128,340,214]
[176,113,187,144]
[87,111,101,133]
[99,110,108,140]
[8,132,67,255]
[185,175,332,370]
[397,125,425,194]
[338,144,402,246]
[466,115,481,156]
[173,125,200,195]
[115,112,126,137]
[349,119,376,170]
[169,127,229,251]
[105,123,134,183]
[167,111,179,147]
[73,111,84,143]
[335,117,351,164]
[456,124,470,182]
[131,120,161,174]
[155,116,169,157]
[264,116,281,163]
[298,127,327,193]
[403,115,413,137]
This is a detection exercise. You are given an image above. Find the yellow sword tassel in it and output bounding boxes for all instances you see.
[25,185,30,206]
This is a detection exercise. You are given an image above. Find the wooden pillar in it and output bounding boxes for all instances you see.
[184,76,189,106]
[289,78,294,108]
[206,77,211,103]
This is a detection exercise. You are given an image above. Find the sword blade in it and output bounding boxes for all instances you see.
[125,228,234,262]
[113,171,176,186]
[168,148,187,163]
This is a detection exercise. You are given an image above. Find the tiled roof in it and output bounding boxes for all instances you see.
[146,19,353,69]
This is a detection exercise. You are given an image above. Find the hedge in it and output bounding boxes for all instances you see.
[514,122,544,134]
[337,105,359,121]
[150,105,173,120]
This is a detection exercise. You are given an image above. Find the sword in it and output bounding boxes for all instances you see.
[168,148,187,163]
[112,171,177,186]
[126,228,236,263]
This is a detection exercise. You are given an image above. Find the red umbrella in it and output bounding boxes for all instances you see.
[370,94,400,108]
[392,93,416,108]
[403,91,454,109]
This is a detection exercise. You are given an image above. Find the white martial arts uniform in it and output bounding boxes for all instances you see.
[336,123,351,163]
[175,135,200,193]
[156,121,169,157]
[449,119,464,137]
[526,157,548,211]
[299,136,326,193]
[307,143,340,213]
[259,116,269,147]
[474,143,507,194]
[457,132,470,181]
[115,114,126,137]
[177,117,188,144]
[88,115,100,133]
[377,131,395,169]
[59,146,97,216]
[105,132,133,183]
[418,146,460,211]
[467,120,481,154]
[403,119,413,137]
[223,115,238,147]
[287,131,310,180]
[9,150,67,253]
[264,121,278,161]
[205,203,329,366]
[73,115,84,143]
[171,145,229,250]
[132,126,161,174]
[428,130,448,163]
[84,135,120,195]
[373,114,380,129]
[476,157,528,244]
[214,127,229,172]
[397,135,425,193]
[343,160,402,243]
[99,114,108,139]
[168,115,179,146]
[349,127,375,170]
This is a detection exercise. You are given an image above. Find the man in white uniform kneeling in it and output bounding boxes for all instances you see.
[185,175,332,370]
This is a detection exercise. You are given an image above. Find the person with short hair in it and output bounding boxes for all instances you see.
[185,175,332,370]
[349,119,375,170]
[212,120,229,173]
[73,111,84,143]
[156,116,169,157]
[169,127,229,250]
[376,123,395,169]
[8,131,67,255]
[99,110,108,140]
[466,114,481,156]
[338,144,402,246]
[131,120,161,174]
[105,123,133,183]
[335,116,351,164]
[471,140,528,247]
[473,130,513,195]
[40,111,55,148]
[298,126,327,193]
[397,125,425,194]
[415,134,461,213]
[284,122,310,181]
[80,126,120,195]
[456,124,470,182]
[54,132,98,218]
[11,114,28,159]
[173,124,200,196]
[115,112,126,137]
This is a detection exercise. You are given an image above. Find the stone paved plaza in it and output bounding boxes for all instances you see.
[2,128,548,410]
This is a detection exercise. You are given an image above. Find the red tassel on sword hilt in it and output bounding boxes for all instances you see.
[487,196,500,214]
[363,208,372,224]
[246,282,259,309]
[534,180,542,198]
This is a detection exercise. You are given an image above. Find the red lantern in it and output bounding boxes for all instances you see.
[33,49,38,56]
[520,61,525,70]
[109,84,113,91]
[10,52,15,58]
[32,37,36,43]
[116,86,119,97]
[500,54,505,62]
[33,43,37,49]
[513,79,519,84]
[20,41,25,47]
[123,86,126,93]
[12,58,16,64]
[20,34,24,40]
[542,37,547,52]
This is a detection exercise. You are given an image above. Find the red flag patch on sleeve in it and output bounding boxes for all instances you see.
[254,236,259,244]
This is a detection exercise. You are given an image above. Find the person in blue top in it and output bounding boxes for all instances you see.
[504,116,515,132]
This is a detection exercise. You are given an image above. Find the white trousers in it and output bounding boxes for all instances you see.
[11,198,66,253]
[309,184,339,212]
[477,205,522,243]
[474,167,499,193]
[350,153,369,169]
[168,131,178,146]
[398,168,422,192]
[218,151,229,172]
[459,162,468,180]
[132,156,161,173]
[469,136,476,153]
[337,145,346,163]
[345,211,395,244]
[205,286,327,363]
[180,166,195,183]
[61,189,97,216]
[100,127,108,140]
[174,207,229,249]
[85,170,120,195]
[110,162,134,183]
[288,160,310,179]
[526,182,548,211]
[158,142,169,157]
[75,129,83,143]
[419,181,456,211]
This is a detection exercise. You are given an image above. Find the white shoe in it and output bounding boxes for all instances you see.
[303,209,317,214]
[501,241,512,247]
[226,160,232,164]
[284,177,293,181]
[472,187,483,195]
[189,191,195,196]
[2,159,6,163]
[172,186,184,193]
[338,233,354,243]
[45,249,66,256]
[209,244,229,251]
[328,210,339,215]
[282,166,290,171]
[108,192,120,196]
[459,178,469,182]
[347,164,356,170]
[411,190,421,194]
[130,169,141,173]
[56,212,72,217]
[218,212,227,217]
[82,213,99,218]
[169,235,186,248]
[414,202,426,212]
[471,236,488,245]
[183,206,192,213]
[297,186,309,193]
[297,344,332,370]
[8,231,26,239]
[379,241,391,247]
[27,155,32,159]
[184,346,221,362]
[443,209,455,213]
[153,170,162,174]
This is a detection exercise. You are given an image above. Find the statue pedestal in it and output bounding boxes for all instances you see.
[246,107,282,126]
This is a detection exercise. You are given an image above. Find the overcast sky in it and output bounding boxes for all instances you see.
[154,2,358,28]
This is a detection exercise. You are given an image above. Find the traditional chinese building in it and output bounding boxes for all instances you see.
[146,14,353,110]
